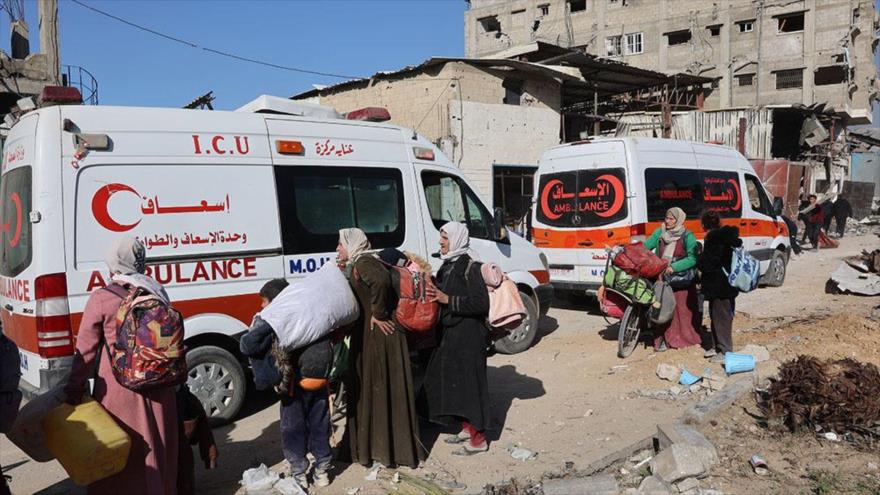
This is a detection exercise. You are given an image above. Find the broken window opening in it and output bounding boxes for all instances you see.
[814,65,847,86]
[737,20,755,33]
[605,35,622,56]
[770,108,808,159]
[775,68,804,90]
[736,73,755,87]
[777,12,804,33]
[478,16,501,33]
[852,7,860,24]
[503,79,524,106]
[666,30,692,46]
[707,24,722,37]
[569,0,587,13]
[538,3,550,16]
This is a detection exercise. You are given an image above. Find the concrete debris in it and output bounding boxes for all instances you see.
[345,489,360,495]
[507,443,538,461]
[696,490,725,495]
[657,363,680,382]
[669,386,683,396]
[737,344,770,363]
[688,384,702,394]
[753,360,781,390]
[684,378,753,425]
[822,431,840,442]
[650,444,716,483]
[656,423,718,462]
[868,462,879,471]
[828,262,880,296]
[542,474,618,495]
[870,305,880,322]
[638,475,674,494]
[676,477,701,492]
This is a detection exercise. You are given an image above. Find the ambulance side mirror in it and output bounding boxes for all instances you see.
[493,207,509,241]
[772,197,784,217]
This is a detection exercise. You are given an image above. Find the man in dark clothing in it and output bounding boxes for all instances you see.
[697,210,742,363]
[832,196,853,237]
[801,195,824,251]
[821,200,834,233]
[781,215,803,255]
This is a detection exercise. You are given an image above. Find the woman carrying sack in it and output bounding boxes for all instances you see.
[644,207,702,352]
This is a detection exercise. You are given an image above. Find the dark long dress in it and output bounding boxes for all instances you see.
[424,255,491,432]
[345,255,424,468]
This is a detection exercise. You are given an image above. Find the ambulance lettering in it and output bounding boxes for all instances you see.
[538,169,626,225]
[85,257,258,291]
[0,276,31,302]
[590,269,606,277]
[289,256,333,274]
[3,145,24,171]
[192,134,250,156]
[91,183,232,233]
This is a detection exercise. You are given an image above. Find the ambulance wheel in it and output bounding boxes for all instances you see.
[186,345,246,424]
[762,251,787,287]
[493,290,539,355]
[617,305,642,358]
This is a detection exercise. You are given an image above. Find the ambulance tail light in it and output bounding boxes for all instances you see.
[39,86,83,106]
[413,147,435,161]
[345,107,391,122]
[34,273,73,358]
[276,140,305,155]
[630,223,647,243]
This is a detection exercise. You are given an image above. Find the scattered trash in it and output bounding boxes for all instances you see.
[365,463,382,481]
[679,369,701,386]
[346,489,360,495]
[633,455,653,469]
[760,356,880,437]
[609,364,630,375]
[507,443,538,461]
[790,335,802,343]
[822,432,840,442]
[749,455,769,475]
[240,464,280,492]
[584,409,594,417]
[274,477,308,495]
[657,363,680,381]
[724,352,756,375]
[392,472,400,484]
[620,467,629,475]
[868,462,879,471]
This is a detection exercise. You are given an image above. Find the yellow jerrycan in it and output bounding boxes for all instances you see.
[41,397,131,487]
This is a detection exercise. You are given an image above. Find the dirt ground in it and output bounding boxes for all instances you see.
[2,233,878,495]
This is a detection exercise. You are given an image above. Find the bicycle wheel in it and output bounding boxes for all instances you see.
[617,304,643,358]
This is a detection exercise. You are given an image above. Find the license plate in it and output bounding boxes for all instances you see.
[550,268,575,278]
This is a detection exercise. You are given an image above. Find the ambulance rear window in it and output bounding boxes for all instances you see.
[535,168,627,227]
[0,166,33,277]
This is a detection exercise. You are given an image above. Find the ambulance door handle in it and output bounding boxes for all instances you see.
[578,240,594,247]
[750,220,759,226]
[739,221,748,227]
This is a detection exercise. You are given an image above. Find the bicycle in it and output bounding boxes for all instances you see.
[598,247,656,359]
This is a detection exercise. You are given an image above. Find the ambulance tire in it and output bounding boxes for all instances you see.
[493,290,539,355]
[186,345,247,424]
[761,250,787,288]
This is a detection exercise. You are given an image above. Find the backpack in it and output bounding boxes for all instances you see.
[387,261,439,333]
[0,332,23,434]
[104,284,187,391]
[613,242,669,278]
[724,247,760,292]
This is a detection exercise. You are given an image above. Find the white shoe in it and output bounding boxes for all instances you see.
[313,467,330,487]
[292,472,310,489]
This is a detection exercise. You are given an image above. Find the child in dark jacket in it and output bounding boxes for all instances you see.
[239,279,333,490]
[697,210,742,362]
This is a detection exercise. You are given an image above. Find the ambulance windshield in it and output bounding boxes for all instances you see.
[0,166,33,277]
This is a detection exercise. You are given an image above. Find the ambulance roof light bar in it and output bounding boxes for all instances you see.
[39,86,83,106]
[345,107,391,122]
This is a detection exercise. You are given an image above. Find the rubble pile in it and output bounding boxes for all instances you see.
[760,356,880,440]
[828,248,880,295]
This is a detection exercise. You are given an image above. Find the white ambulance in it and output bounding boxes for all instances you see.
[0,92,552,421]
[531,137,790,297]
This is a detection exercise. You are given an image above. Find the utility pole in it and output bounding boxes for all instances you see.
[38,0,60,84]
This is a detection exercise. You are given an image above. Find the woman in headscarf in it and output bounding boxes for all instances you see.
[424,222,491,455]
[644,207,702,351]
[64,237,179,494]
[337,228,424,469]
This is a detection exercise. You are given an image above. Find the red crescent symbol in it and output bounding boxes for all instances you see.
[595,174,625,218]
[728,178,741,211]
[7,192,22,248]
[92,183,141,232]
[540,179,563,221]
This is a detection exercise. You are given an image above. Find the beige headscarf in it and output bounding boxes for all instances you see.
[660,207,687,260]
[338,228,371,264]
[105,237,169,302]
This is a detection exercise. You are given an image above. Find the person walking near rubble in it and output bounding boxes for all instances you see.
[424,222,492,455]
[338,228,424,469]
[63,237,179,495]
[801,194,824,251]
[644,207,702,352]
[697,210,743,363]
[832,195,853,237]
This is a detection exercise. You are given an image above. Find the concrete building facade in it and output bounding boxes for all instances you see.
[465,0,877,123]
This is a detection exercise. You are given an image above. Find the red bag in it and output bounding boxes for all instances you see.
[388,264,439,333]
[612,242,668,278]
[597,285,627,319]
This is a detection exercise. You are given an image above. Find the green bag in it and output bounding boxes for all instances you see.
[603,266,655,305]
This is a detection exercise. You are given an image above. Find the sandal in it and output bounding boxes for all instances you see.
[443,430,471,444]
[452,442,488,456]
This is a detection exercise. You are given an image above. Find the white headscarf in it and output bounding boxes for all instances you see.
[105,237,169,303]
[440,222,478,261]
[338,228,371,264]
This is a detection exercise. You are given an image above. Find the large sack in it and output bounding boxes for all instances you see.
[650,281,676,324]
[613,242,668,278]
[261,263,360,350]
[603,265,654,305]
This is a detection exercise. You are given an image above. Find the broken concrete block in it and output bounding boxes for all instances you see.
[638,474,673,494]
[738,344,770,363]
[650,444,715,483]
[676,477,701,492]
[542,474,619,495]
[656,423,718,463]
[683,377,752,425]
[753,359,781,389]
[657,363,680,381]
[703,374,726,391]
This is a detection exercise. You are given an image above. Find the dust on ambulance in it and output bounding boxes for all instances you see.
[0,92,552,422]
[531,137,790,297]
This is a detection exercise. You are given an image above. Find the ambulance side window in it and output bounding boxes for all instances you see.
[644,168,702,221]
[275,166,405,254]
[0,166,33,277]
[744,174,772,216]
[422,172,491,240]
